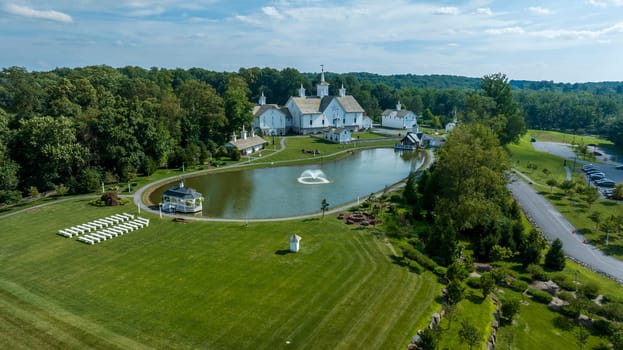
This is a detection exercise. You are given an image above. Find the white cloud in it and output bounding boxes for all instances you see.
[528,6,553,15]
[435,6,460,15]
[586,0,623,7]
[128,6,166,17]
[476,8,493,16]
[262,6,284,20]
[4,3,73,23]
[486,26,525,35]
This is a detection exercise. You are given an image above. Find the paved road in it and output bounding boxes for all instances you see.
[508,176,623,282]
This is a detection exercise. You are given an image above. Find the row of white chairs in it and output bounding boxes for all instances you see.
[57,213,135,238]
[78,217,150,245]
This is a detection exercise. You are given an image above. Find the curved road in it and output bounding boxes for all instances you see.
[508,176,623,282]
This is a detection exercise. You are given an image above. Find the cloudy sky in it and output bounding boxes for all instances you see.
[1,0,623,82]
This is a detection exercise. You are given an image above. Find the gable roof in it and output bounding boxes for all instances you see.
[253,104,292,118]
[400,132,421,145]
[290,97,322,114]
[226,135,267,150]
[335,96,365,113]
[382,109,414,118]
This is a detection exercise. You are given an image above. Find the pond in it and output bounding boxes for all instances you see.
[149,148,425,219]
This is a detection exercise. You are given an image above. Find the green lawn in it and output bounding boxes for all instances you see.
[437,289,495,350]
[497,291,610,350]
[507,132,623,260]
[0,200,441,349]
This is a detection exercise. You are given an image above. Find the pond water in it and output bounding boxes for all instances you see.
[149,148,424,219]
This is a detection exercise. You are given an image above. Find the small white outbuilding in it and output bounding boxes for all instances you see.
[289,234,302,253]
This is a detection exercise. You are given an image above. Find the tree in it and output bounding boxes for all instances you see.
[575,325,589,350]
[584,186,599,208]
[446,261,468,282]
[480,272,496,299]
[444,303,459,330]
[588,211,602,231]
[320,198,329,218]
[559,180,576,198]
[416,328,438,350]
[500,298,521,324]
[446,279,465,305]
[223,75,253,134]
[403,171,418,205]
[546,178,558,193]
[545,238,566,271]
[458,320,481,350]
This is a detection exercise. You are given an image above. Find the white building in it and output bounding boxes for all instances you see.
[285,68,365,135]
[381,101,419,130]
[225,126,267,156]
[162,180,203,213]
[290,234,301,252]
[323,127,352,144]
[253,92,292,136]
[445,117,458,133]
[362,116,373,130]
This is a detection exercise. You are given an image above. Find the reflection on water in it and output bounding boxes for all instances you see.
[150,148,424,219]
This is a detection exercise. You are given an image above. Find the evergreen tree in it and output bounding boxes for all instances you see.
[545,238,566,271]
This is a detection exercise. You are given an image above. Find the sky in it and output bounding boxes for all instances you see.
[1,0,623,82]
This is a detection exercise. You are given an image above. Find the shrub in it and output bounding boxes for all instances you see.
[401,244,444,276]
[527,288,553,304]
[501,298,521,324]
[593,319,613,336]
[560,304,580,319]
[551,273,577,291]
[600,302,623,322]
[578,281,600,300]
[466,276,481,289]
[526,264,548,281]
[509,279,528,293]
[557,291,575,303]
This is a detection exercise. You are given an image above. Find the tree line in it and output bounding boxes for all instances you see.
[1,65,621,204]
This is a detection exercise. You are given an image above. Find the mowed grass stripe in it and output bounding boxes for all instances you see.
[295,232,384,349]
[250,227,368,349]
[0,279,151,350]
[1,200,439,349]
[206,227,351,349]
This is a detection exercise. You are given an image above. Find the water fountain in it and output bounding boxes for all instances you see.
[297,169,330,184]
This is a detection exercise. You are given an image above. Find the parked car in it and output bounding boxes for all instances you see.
[590,173,606,180]
[583,164,597,171]
[585,169,603,175]
[595,179,616,188]
[616,165,623,170]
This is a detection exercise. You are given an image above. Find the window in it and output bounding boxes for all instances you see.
[343,118,346,124]
[354,117,357,123]
[309,119,312,126]
[322,119,325,125]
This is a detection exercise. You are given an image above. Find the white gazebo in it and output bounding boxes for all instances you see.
[289,234,302,253]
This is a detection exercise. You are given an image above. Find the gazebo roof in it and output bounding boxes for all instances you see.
[163,183,202,200]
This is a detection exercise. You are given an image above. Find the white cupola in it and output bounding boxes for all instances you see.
[259,91,266,106]
[241,125,247,140]
[298,83,306,98]
[316,65,329,98]
[339,83,346,97]
[396,101,402,111]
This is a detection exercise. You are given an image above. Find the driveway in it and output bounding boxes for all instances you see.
[508,176,623,282]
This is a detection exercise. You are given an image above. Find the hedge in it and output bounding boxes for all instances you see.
[527,288,553,304]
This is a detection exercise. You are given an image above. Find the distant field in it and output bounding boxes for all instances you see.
[0,200,441,349]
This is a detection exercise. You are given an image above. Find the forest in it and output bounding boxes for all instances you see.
[0,65,622,205]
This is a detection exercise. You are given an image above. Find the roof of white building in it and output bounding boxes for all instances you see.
[381,109,415,118]
[320,96,365,113]
[226,135,267,150]
[253,104,292,118]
